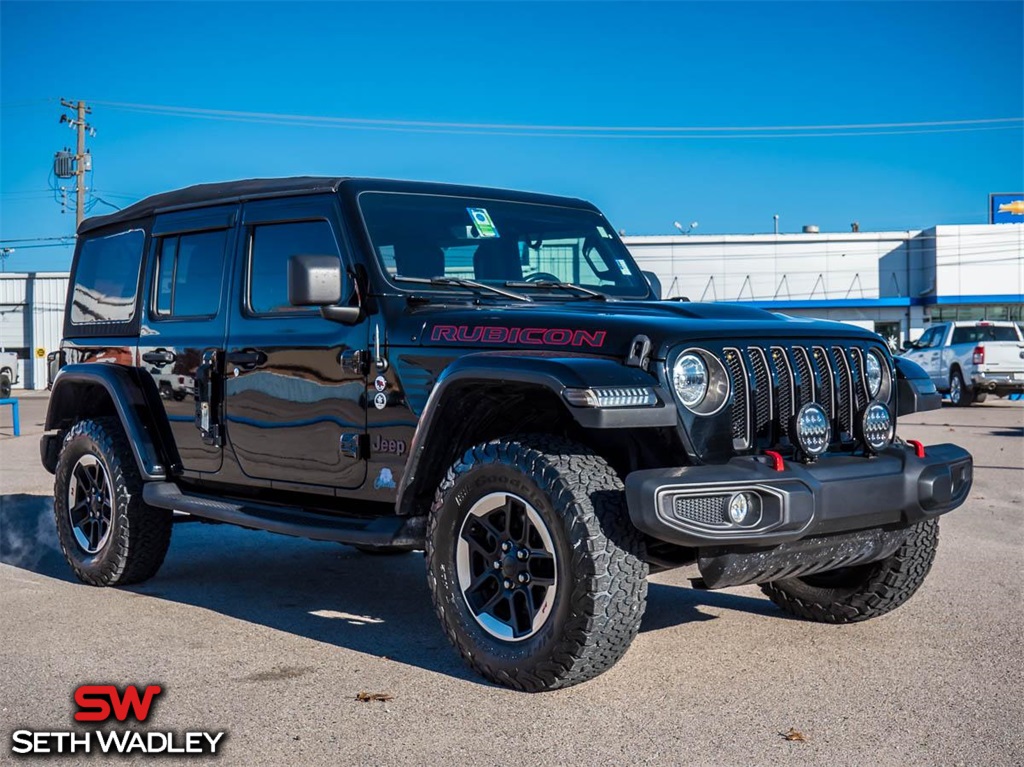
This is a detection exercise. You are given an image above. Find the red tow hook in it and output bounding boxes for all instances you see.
[763,450,785,471]
[906,440,926,459]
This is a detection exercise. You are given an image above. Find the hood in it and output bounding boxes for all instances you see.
[396,299,881,360]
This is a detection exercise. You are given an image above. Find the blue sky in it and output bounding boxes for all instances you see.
[1,1,1022,272]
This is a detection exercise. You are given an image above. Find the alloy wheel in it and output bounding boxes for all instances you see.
[67,454,114,554]
[455,492,558,641]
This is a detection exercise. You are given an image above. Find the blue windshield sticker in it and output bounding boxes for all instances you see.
[616,259,632,275]
[467,208,499,238]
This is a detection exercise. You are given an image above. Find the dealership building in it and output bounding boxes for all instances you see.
[624,223,1024,349]
[1,223,1022,390]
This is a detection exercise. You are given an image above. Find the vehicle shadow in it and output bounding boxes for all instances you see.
[1,493,779,683]
[0,493,75,582]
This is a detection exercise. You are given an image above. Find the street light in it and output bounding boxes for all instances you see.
[673,221,698,235]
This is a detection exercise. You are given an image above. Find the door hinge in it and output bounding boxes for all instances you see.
[340,349,370,375]
[194,349,223,447]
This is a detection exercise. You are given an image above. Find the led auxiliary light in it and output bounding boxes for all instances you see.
[791,402,831,459]
[563,386,658,408]
[859,401,895,452]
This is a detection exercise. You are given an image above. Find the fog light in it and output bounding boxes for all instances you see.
[859,401,894,452]
[791,402,831,459]
[728,493,753,525]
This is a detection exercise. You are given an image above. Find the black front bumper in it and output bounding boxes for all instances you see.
[627,443,972,588]
[626,442,972,551]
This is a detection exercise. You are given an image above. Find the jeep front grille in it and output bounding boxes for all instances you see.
[722,343,883,452]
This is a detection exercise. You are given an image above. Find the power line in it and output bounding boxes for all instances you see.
[0,98,57,109]
[84,110,1024,141]
[90,100,1024,133]
[0,236,76,244]
[0,242,75,250]
[91,100,1024,139]
[90,195,121,211]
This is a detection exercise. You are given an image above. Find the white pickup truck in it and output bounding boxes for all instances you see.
[902,321,1024,406]
[0,350,18,398]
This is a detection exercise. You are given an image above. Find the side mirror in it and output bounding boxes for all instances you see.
[288,255,361,324]
[288,255,342,306]
[642,270,662,300]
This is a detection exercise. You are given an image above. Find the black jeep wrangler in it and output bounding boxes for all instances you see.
[42,178,972,691]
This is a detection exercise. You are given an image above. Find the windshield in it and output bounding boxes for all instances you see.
[357,191,651,298]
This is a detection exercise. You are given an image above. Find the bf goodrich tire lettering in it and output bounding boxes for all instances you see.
[53,418,173,586]
[426,435,648,692]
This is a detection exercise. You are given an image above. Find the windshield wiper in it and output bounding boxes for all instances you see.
[393,275,532,302]
[505,280,608,300]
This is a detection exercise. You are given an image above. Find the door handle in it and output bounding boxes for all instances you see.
[142,349,176,365]
[226,350,267,370]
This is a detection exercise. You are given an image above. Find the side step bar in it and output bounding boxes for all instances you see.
[143,482,425,548]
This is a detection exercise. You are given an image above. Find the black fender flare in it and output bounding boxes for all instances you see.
[395,352,675,515]
[894,356,941,415]
[45,364,179,480]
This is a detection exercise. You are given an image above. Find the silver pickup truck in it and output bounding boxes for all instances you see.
[902,321,1024,406]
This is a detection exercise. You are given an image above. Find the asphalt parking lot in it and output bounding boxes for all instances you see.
[1,392,1021,766]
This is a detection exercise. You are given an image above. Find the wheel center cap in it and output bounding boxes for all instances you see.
[501,553,520,579]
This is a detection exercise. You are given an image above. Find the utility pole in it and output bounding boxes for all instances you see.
[58,99,94,229]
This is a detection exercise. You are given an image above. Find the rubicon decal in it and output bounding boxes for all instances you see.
[9,684,226,757]
[430,325,606,348]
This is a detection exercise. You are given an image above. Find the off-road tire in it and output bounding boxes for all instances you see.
[426,435,648,692]
[53,418,173,586]
[0,371,11,399]
[354,543,418,555]
[949,369,972,407]
[760,520,939,623]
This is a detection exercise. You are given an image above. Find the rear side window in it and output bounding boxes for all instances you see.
[951,326,1020,344]
[154,230,229,318]
[248,220,340,314]
[70,229,145,324]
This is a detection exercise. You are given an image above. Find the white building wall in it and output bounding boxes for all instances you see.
[931,224,1024,298]
[0,273,68,389]
[623,231,918,302]
[31,274,69,388]
[624,225,1023,343]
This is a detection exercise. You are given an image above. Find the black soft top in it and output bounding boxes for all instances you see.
[78,177,595,235]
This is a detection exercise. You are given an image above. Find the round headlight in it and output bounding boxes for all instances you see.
[791,402,831,458]
[859,401,894,452]
[673,353,708,408]
[865,352,883,398]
